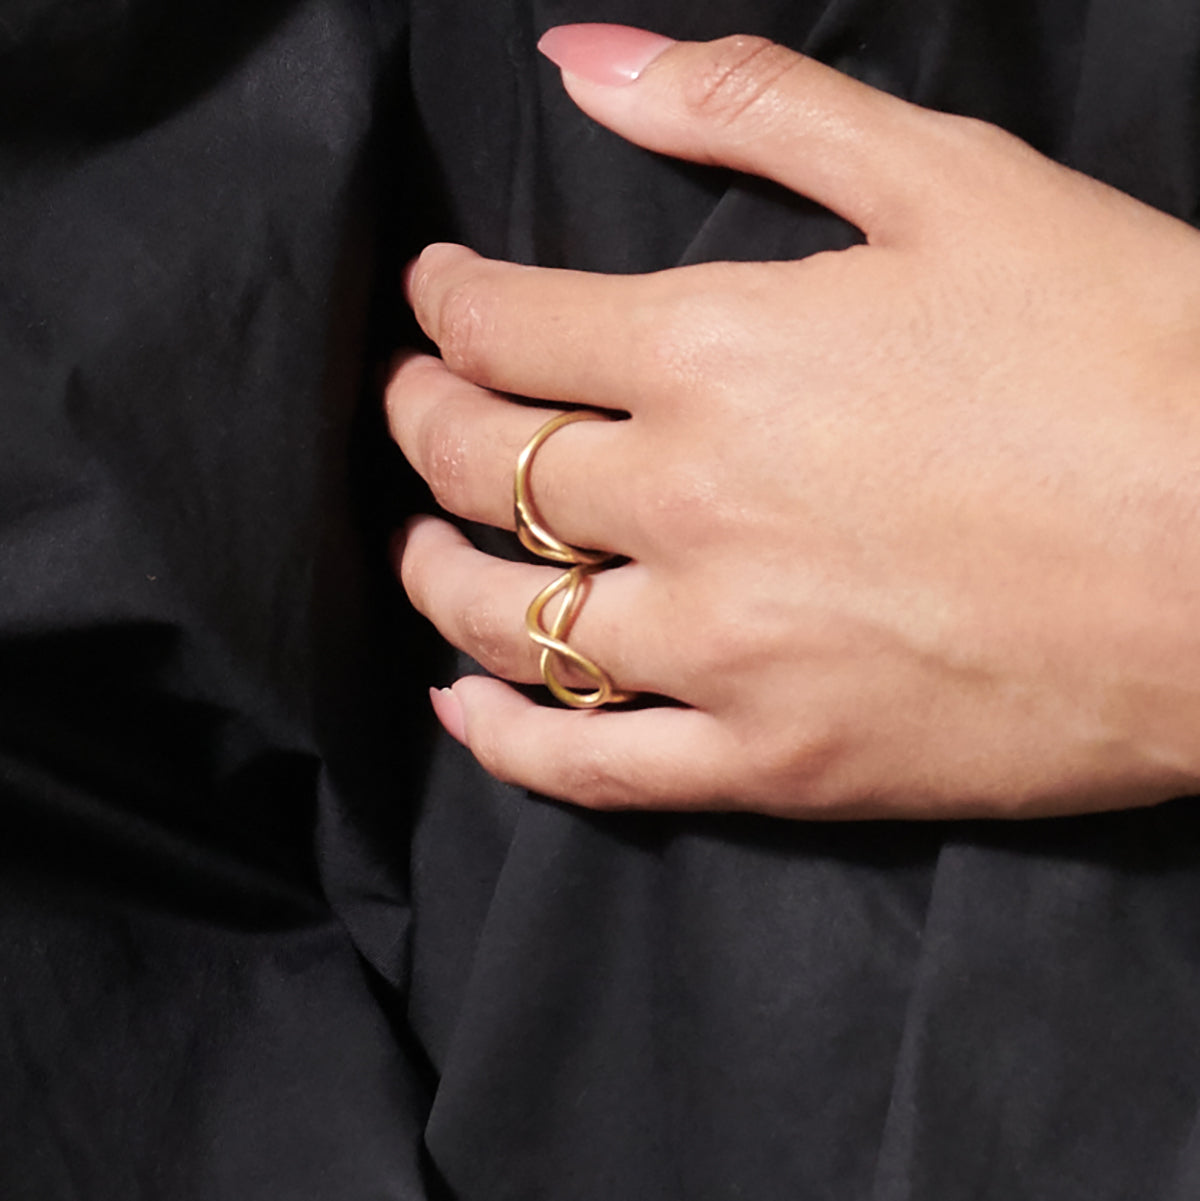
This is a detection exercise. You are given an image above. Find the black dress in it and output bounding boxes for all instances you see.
[3,2,1200,1198]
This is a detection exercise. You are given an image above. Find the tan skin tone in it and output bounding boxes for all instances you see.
[385,26,1200,820]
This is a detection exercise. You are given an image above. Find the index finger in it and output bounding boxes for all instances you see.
[406,245,806,404]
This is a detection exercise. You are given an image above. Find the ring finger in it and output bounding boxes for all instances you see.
[399,514,672,698]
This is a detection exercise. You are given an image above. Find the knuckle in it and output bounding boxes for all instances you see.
[683,35,799,129]
[458,594,525,680]
[556,737,634,808]
[628,279,738,400]
[416,412,471,511]
[943,111,1018,150]
[740,717,842,807]
[922,110,1036,179]
[635,456,738,554]
[903,110,1056,235]
[778,724,839,787]
[435,277,495,380]
[637,297,709,387]
[469,725,520,787]
[684,608,763,683]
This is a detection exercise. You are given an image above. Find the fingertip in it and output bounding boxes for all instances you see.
[384,350,436,440]
[397,514,476,605]
[448,675,540,769]
[404,242,474,308]
[386,349,441,389]
[430,685,468,745]
[383,350,413,408]
[538,24,677,87]
[403,512,469,552]
[386,347,422,378]
[441,677,552,788]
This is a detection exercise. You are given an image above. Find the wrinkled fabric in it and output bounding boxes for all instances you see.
[3,1,1200,1198]
[1,3,436,1196]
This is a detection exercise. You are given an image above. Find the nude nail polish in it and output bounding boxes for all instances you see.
[538,24,676,85]
[430,686,467,745]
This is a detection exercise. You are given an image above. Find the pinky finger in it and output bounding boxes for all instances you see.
[431,676,739,810]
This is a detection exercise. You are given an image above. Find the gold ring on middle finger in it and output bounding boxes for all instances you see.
[514,410,615,567]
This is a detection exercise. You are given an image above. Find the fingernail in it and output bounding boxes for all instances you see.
[430,686,467,745]
[538,24,676,86]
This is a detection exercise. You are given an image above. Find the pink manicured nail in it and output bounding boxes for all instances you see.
[538,24,676,86]
[430,686,467,745]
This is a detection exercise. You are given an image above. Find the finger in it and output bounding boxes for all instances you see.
[405,241,769,404]
[434,674,739,810]
[385,352,639,555]
[538,24,951,243]
[399,515,665,695]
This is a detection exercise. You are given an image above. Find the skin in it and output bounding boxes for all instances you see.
[385,26,1200,820]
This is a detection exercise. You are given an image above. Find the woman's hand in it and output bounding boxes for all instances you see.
[386,24,1200,819]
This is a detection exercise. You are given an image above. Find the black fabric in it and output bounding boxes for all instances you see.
[1,3,436,1196]
[3,1,1200,1198]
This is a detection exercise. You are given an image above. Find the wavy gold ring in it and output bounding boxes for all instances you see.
[525,565,633,709]
[514,410,614,567]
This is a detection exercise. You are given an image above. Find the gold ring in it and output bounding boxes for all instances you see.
[525,565,633,709]
[514,410,614,567]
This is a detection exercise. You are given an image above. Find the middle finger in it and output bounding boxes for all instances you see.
[387,351,647,559]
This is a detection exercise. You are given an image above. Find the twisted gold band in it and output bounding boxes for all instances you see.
[514,409,633,708]
[525,565,633,709]
[514,410,615,567]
